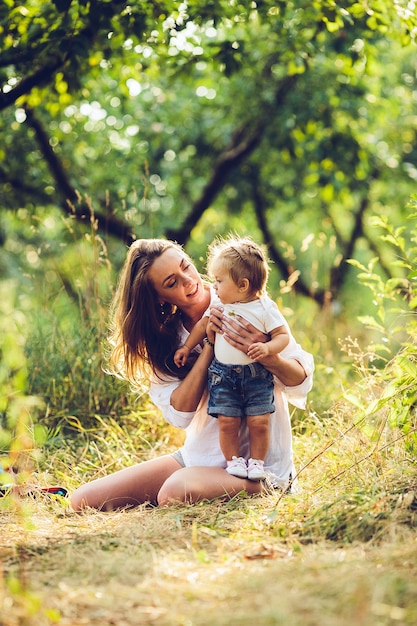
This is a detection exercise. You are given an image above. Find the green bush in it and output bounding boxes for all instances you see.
[345,197,417,453]
[0,280,45,491]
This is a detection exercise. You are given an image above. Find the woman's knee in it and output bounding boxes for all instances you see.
[70,486,90,512]
[157,471,191,506]
[70,483,112,511]
[156,466,259,505]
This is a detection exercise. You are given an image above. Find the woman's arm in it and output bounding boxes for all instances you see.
[257,352,307,386]
[210,305,306,386]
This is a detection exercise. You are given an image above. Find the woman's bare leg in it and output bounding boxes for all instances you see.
[157,466,263,505]
[71,455,182,511]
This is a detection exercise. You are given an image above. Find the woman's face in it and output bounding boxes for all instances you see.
[148,247,205,309]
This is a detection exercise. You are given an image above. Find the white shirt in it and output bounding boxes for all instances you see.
[214,296,286,365]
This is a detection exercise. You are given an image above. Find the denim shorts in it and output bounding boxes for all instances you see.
[207,357,275,418]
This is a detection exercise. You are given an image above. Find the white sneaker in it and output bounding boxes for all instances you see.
[226,456,248,478]
[247,458,266,481]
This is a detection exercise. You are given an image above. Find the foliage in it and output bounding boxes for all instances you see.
[0,280,45,489]
[344,198,417,452]
[1,0,417,311]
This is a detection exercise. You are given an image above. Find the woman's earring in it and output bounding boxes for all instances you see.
[159,302,177,324]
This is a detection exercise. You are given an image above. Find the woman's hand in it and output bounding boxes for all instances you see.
[209,305,224,335]
[209,305,306,386]
[210,305,267,353]
[206,305,223,344]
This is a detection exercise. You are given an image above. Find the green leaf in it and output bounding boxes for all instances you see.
[343,392,364,409]
[357,316,385,333]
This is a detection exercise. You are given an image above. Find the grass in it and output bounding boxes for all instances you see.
[2,506,416,626]
[1,407,416,626]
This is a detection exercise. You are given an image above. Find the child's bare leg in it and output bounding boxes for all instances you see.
[246,414,270,480]
[246,413,270,460]
[218,414,247,478]
[218,414,241,460]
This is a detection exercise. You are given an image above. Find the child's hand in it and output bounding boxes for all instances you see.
[246,342,269,362]
[174,346,190,367]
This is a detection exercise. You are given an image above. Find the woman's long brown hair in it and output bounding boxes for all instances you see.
[107,239,191,388]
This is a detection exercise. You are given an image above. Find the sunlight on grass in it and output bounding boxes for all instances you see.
[1,473,416,625]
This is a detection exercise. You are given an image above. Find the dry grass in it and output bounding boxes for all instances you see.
[1,414,416,626]
[1,498,416,626]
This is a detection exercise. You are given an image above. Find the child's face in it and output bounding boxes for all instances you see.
[211,264,243,304]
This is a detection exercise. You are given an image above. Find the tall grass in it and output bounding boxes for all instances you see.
[25,207,133,427]
[285,202,417,542]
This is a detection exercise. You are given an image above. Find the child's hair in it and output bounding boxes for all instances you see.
[207,234,270,295]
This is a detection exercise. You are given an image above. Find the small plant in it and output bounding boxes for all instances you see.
[267,202,417,542]
[0,280,46,497]
[345,198,417,453]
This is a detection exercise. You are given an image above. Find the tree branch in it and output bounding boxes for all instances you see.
[24,106,136,245]
[166,73,300,245]
[329,170,381,294]
[329,197,367,294]
[251,176,329,306]
[165,123,263,244]
[0,58,65,111]
[0,167,48,202]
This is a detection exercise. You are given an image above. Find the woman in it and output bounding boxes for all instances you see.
[70,239,314,511]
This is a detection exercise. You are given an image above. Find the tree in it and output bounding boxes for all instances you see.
[1,0,416,307]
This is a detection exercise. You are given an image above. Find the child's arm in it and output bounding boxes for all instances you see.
[173,316,209,367]
[246,325,289,362]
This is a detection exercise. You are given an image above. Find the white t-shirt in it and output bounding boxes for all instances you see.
[214,296,286,365]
